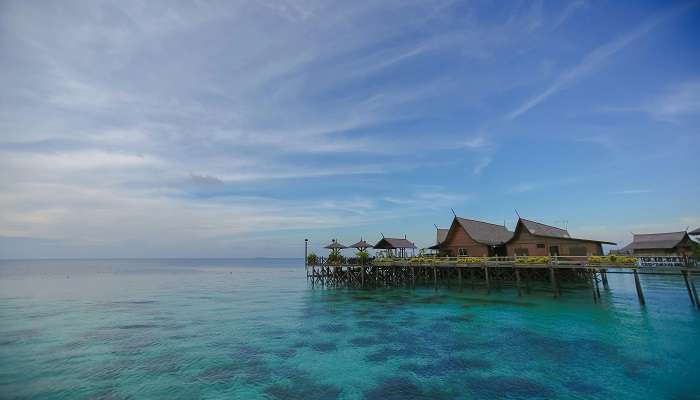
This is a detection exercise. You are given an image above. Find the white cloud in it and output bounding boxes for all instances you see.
[506,4,689,120]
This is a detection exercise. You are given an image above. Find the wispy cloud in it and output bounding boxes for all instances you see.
[611,189,652,195]
[506,4,690,120]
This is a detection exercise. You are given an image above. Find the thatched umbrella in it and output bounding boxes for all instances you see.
[324,239,347,250]
[349,238,373,251]
[324,239,346,264]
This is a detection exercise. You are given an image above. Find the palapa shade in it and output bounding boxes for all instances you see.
[349,239,373,249]
[324,240,347,249]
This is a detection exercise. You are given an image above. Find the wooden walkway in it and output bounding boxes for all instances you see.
[305,257,700,309]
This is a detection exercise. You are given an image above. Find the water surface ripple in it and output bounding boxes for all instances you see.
[0,259,698,399]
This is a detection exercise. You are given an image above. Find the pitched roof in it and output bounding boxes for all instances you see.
[520,218,570,238]
[626,232,689,250]
[690,227,700,236]
[374,237,416,249]
[514,218,616,245]
[436,228,449,244]
[456,217,513,245]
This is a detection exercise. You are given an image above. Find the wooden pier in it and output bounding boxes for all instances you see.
[305,256,699,309]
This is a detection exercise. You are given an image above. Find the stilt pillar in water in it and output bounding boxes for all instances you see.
[515,268,522,297]
[688,271,700,310]
[470,269,475,290]
[433,267,437,291]
[485,266,490,294]
[633,269,645,306]
[589,269,598,304]
[594,270,601,299]
[549,267,558,298]
[601,269,609,289]
[458,268,463,291]
[682,270,695,306]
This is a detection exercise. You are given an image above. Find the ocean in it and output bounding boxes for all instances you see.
[0,258,698,399]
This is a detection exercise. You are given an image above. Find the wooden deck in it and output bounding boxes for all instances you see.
[305,256,700,309]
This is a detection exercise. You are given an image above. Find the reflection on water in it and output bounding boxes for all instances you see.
[0,259,698,399]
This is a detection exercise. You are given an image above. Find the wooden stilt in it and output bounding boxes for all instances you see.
[515,268,522,297]
[549,267,558,298]
[601,269,609,289]
[433,267,437,291]
[485,266,490,294]
[589,270,597,304]
[594,270,601,299]
[458,268,463,291]
[688,271,700,310]
[682,270,695,307]
[525,269,531,294]
[470,269,475,290]
[633,269,645,306]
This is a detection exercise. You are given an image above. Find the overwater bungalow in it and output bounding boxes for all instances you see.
[374,237,416,258]
[437,216,512,257]
[505,218,614,257]
[617,231,696,256]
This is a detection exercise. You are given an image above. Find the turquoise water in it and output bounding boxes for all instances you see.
[0,259,698,399]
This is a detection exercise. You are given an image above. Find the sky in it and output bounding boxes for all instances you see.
[1,0,699,259]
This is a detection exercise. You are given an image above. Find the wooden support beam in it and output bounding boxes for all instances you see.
[458,268,463,291]
[589,270,597,304]
[682,270,695,307]
[601,269,609,289]
[688,271,700,310]
[485,266,490,294]
[549,267,558,298]
[515,268,522,297]
[594,270,601,299]
[433,267,438,291]
[633,269,645,306]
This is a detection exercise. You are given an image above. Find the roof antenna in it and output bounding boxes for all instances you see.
[514,209,521,218]
[380,232,385,238]
[451,208,457,217]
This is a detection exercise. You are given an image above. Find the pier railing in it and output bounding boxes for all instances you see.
[307,255,646,268]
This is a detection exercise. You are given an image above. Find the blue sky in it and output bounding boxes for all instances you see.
[1,0,699,258]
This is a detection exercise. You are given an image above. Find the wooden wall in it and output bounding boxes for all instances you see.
[440,223,490,257]
[506,229,603,256]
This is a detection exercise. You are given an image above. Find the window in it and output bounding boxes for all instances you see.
[515,248,529,256]
[458,248,469,256]
[536,243,545,249]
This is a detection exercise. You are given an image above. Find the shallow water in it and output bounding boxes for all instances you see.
[0,259,698,399]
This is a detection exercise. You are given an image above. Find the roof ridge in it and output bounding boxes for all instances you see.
[634,231,687,235]
[457,216,509,229]
[520,218,566,230]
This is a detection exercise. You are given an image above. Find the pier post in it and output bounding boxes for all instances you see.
[688,271,700,310]
[433,267,438,291]
[549,267,558,298]
[470,269,475,289]
[682,270,694,306]
[458,267,462,291]
[601,269,609,289]
[485,266,490,294]
[594,270,601,299]
[515,268,522,297]
[589,270,597,303]
[633,269,645,306]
